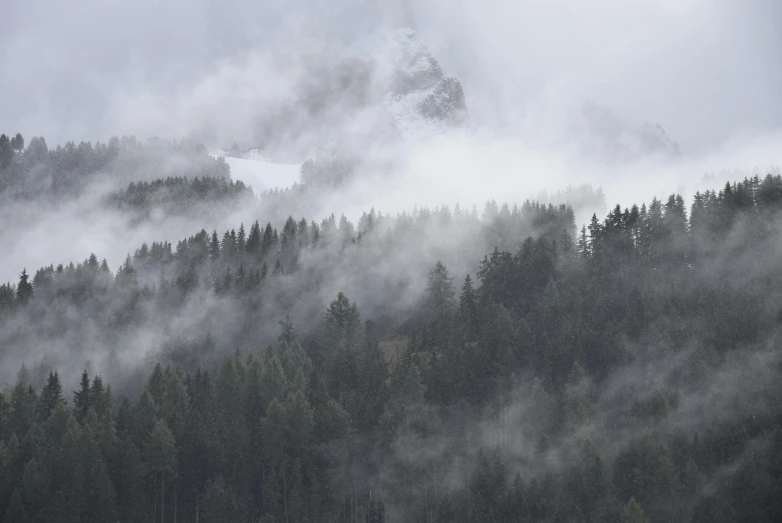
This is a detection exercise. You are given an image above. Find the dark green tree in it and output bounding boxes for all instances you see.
[40,371,64,420]
[16,269,33,304]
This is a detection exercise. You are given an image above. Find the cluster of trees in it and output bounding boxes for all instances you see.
[0,319,371,523]
[0,133,230,200]
[0,133,25,168]
[107,176,255,217]
[1,174,782,522]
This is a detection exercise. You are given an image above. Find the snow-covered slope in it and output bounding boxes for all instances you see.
[210,150,301,195]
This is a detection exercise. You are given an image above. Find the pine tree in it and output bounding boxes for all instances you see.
[9,371,37,439]
[236,264,246,293]
[325,292,361,341]
[588,214,602,256]
[261,352,288,407]
[559,227,574,255]
[10,132,25,151]
[210,230,220,261]
[247,220,261,253]
[237,223,247,252]
[143,366,165,408]
[261,223,274,256]
[16,269,33,304]
[460,274,479,339]
[355,320,388,432]
[40,371,64,420]
[89,375,108,419]
[79,410,117,522]
[147,419,177,523]
[426,261,456,324]
[160,371,189,442]
[221,230,234,258]
[73,370,91,422]
[577,225,590,259]
[278,316,299,346]
[0,134,13,170]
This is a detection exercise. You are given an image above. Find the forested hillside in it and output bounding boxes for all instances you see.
[106,177,255,219]
[0,133,230,201]
[1,174,781,523]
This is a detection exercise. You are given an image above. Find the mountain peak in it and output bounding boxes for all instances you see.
[343,27,468,140]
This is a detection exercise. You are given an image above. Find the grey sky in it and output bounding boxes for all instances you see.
[1,0,780,151]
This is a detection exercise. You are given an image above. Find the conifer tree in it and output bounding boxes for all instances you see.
[147,419,177,523]
[210,230,220,261]
[247,220,261,253]
[237,223,246,252]
[11,132,25,151]
[40,371,64,420]
[278,315,299,346]
[16,269,33,304]
[73,370,91,422]
[426,261,456,324]
[89,375,108,419]
[577,224,590,259]
[460,274,479,339]
[325,292,361,341]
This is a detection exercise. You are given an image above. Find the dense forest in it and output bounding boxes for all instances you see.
[106,177,255,218]
[1,152,782,522]
[0,133,229,201]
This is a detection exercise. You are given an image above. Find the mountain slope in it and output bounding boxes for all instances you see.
[345,27,469,140]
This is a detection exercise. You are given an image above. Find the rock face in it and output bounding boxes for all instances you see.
[251,27,468,159]
[420,77,468,123]
[345,27,469,140]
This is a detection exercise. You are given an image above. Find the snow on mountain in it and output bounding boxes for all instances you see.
[345,28,468,140]
[232,27,468,168]
[210,149,301,195]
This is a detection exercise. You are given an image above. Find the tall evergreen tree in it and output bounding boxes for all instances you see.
[459,274,479,339]
[426,261,456,324]
[16,269,33,304]
[325,292,361,341]
[73,370,91,422]
[40,371,64,420]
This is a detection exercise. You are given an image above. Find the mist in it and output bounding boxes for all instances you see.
[2,1,782,522]
[3,1,781,285]
[3,0,781,147]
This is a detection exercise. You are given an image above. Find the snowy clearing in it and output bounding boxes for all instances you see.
[210,150,301,196]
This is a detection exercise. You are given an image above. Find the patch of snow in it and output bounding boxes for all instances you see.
[209,150,301,196]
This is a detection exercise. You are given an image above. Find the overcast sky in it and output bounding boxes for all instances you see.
[1,0,781,152]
